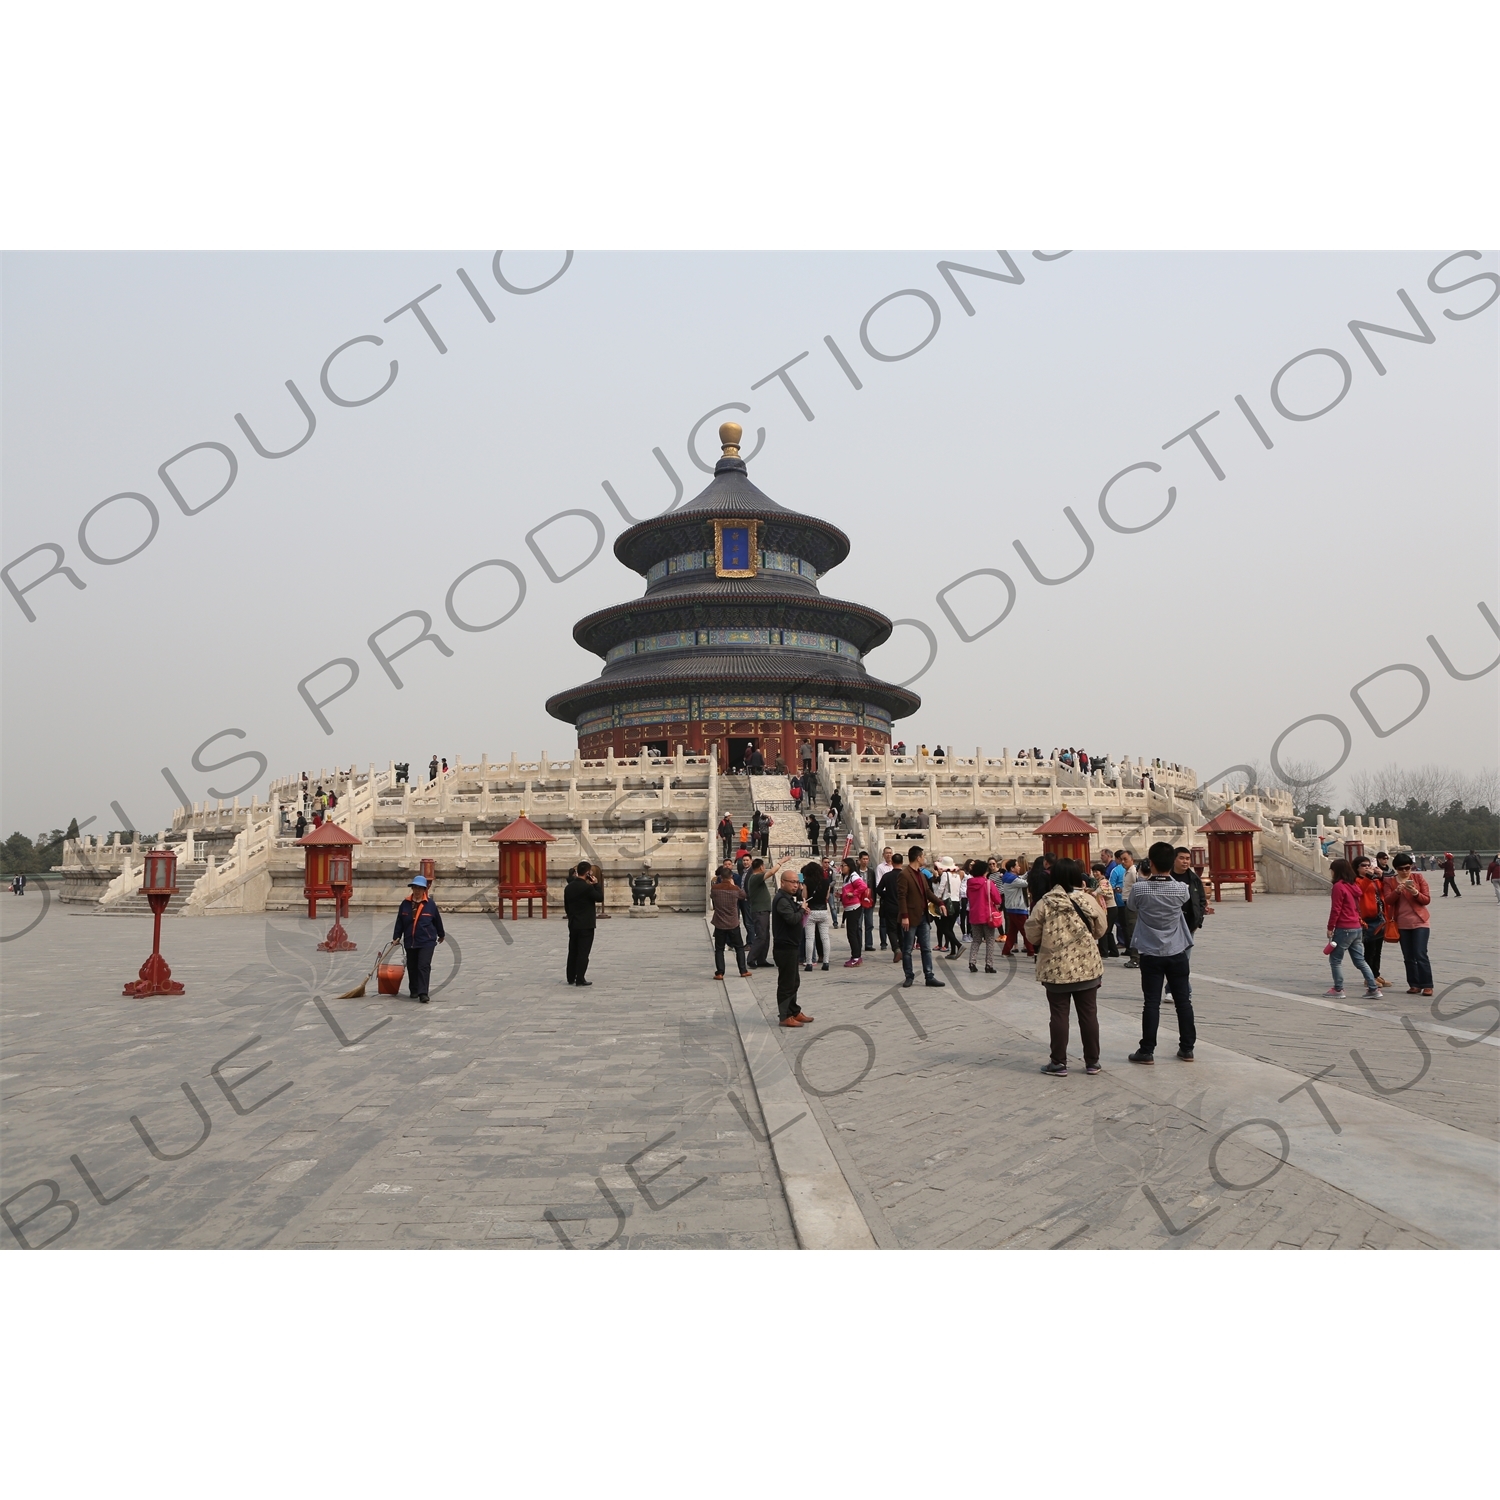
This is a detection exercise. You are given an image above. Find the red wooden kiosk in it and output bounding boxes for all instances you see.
[1198,807,1261,902]
[297,821,361,920]
[122,846,186,997]
[1032,806,1095,866]
[491,814,556,918]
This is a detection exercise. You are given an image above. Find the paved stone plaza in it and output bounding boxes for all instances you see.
[2,889,1495,1249]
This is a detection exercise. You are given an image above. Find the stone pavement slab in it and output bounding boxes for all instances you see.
[1,907,796,1250]
[3,890,1494,1250]
[733,891,1496,1249]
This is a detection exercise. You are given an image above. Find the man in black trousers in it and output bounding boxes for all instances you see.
[564,860,604,985]
[392,874,445,1003]
[771,862,814,1027]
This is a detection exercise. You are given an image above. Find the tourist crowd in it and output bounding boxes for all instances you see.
[694,831,1452,1077]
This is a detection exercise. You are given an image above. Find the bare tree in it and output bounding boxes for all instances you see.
[1226,759,1272,795]
[1271,759,1338,818]
[1346,762,1498,814]
[1455,768,1500,811]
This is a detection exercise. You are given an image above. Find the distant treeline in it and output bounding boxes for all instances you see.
[2,820,83,875]
[1356,799,1499,856]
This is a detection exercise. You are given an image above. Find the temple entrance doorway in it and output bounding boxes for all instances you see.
[641,740,668,758]
[728,738,756,772]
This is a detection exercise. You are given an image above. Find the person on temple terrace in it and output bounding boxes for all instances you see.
[1440,851,1461,897]
[563,860,604,986]
[1488,853,1500,902]
[1024,858,1106,1077]
[1387,852,1433,995]
[770,860,814,1027]
[1126,841,1197,1064]
[709,864,752,980]
[392,875,445,1004]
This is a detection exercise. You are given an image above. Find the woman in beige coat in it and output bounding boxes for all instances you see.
[1024,858,1107,1076]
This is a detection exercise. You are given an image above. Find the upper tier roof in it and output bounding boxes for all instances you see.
[613,452,850,577]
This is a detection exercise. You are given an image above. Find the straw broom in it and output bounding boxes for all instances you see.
[339,939,401,999]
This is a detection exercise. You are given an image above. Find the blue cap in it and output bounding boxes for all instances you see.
[409,875,429,888]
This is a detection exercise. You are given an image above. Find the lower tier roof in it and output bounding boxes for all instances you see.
[545,651,920,724]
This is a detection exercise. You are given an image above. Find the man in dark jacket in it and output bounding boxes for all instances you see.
[770,861,813,1026]
[392,875,445,1003]
[897,846,944,990]
[563,861,604,985]
[710,865,750,978]
[877,853,905,966]
[717,814,735,862]
[1172,847,1208,931]
[1025,854,1053,908]
[745,857,774,967]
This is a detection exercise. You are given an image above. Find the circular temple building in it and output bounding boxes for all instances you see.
[546,422,919,771]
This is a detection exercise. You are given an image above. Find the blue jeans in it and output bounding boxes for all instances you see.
[1398,927,1433,988]
[1329,927,1376,991]
[862,905,875,948]
[900,918,935,981]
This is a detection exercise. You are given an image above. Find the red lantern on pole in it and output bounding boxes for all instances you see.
[319,850,357,952]
[123,846,185,997]
[490,814,556,918]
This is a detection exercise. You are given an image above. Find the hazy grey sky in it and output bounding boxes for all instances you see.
[2,249,1495,835]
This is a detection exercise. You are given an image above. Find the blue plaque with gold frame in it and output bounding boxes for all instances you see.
[714,518,758,578]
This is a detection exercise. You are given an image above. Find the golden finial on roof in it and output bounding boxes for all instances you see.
[719,421,743,458]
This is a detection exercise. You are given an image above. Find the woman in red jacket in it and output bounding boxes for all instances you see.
[1387,852,1434,994]
[837,857,869,966]
[1353,855,1389,987]
[1326,859,1379,998]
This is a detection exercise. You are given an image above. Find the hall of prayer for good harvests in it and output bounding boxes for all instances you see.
[546,422,919,771]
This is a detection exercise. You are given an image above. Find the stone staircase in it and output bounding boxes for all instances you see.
[716,774,756,832]
[750,775,822,859]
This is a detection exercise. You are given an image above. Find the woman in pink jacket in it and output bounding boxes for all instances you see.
[838,857,869,967]
[965,859,1000,972]
[1325,859,1379,998]
[1386,852,1433,994]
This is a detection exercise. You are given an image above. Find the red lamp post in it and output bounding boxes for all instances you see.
[123,846,186,997]
[297,821,362,948]
[490,813,556,918]
[319,850,357,952]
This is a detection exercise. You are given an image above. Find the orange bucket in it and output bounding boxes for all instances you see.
[376,959,405,996]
